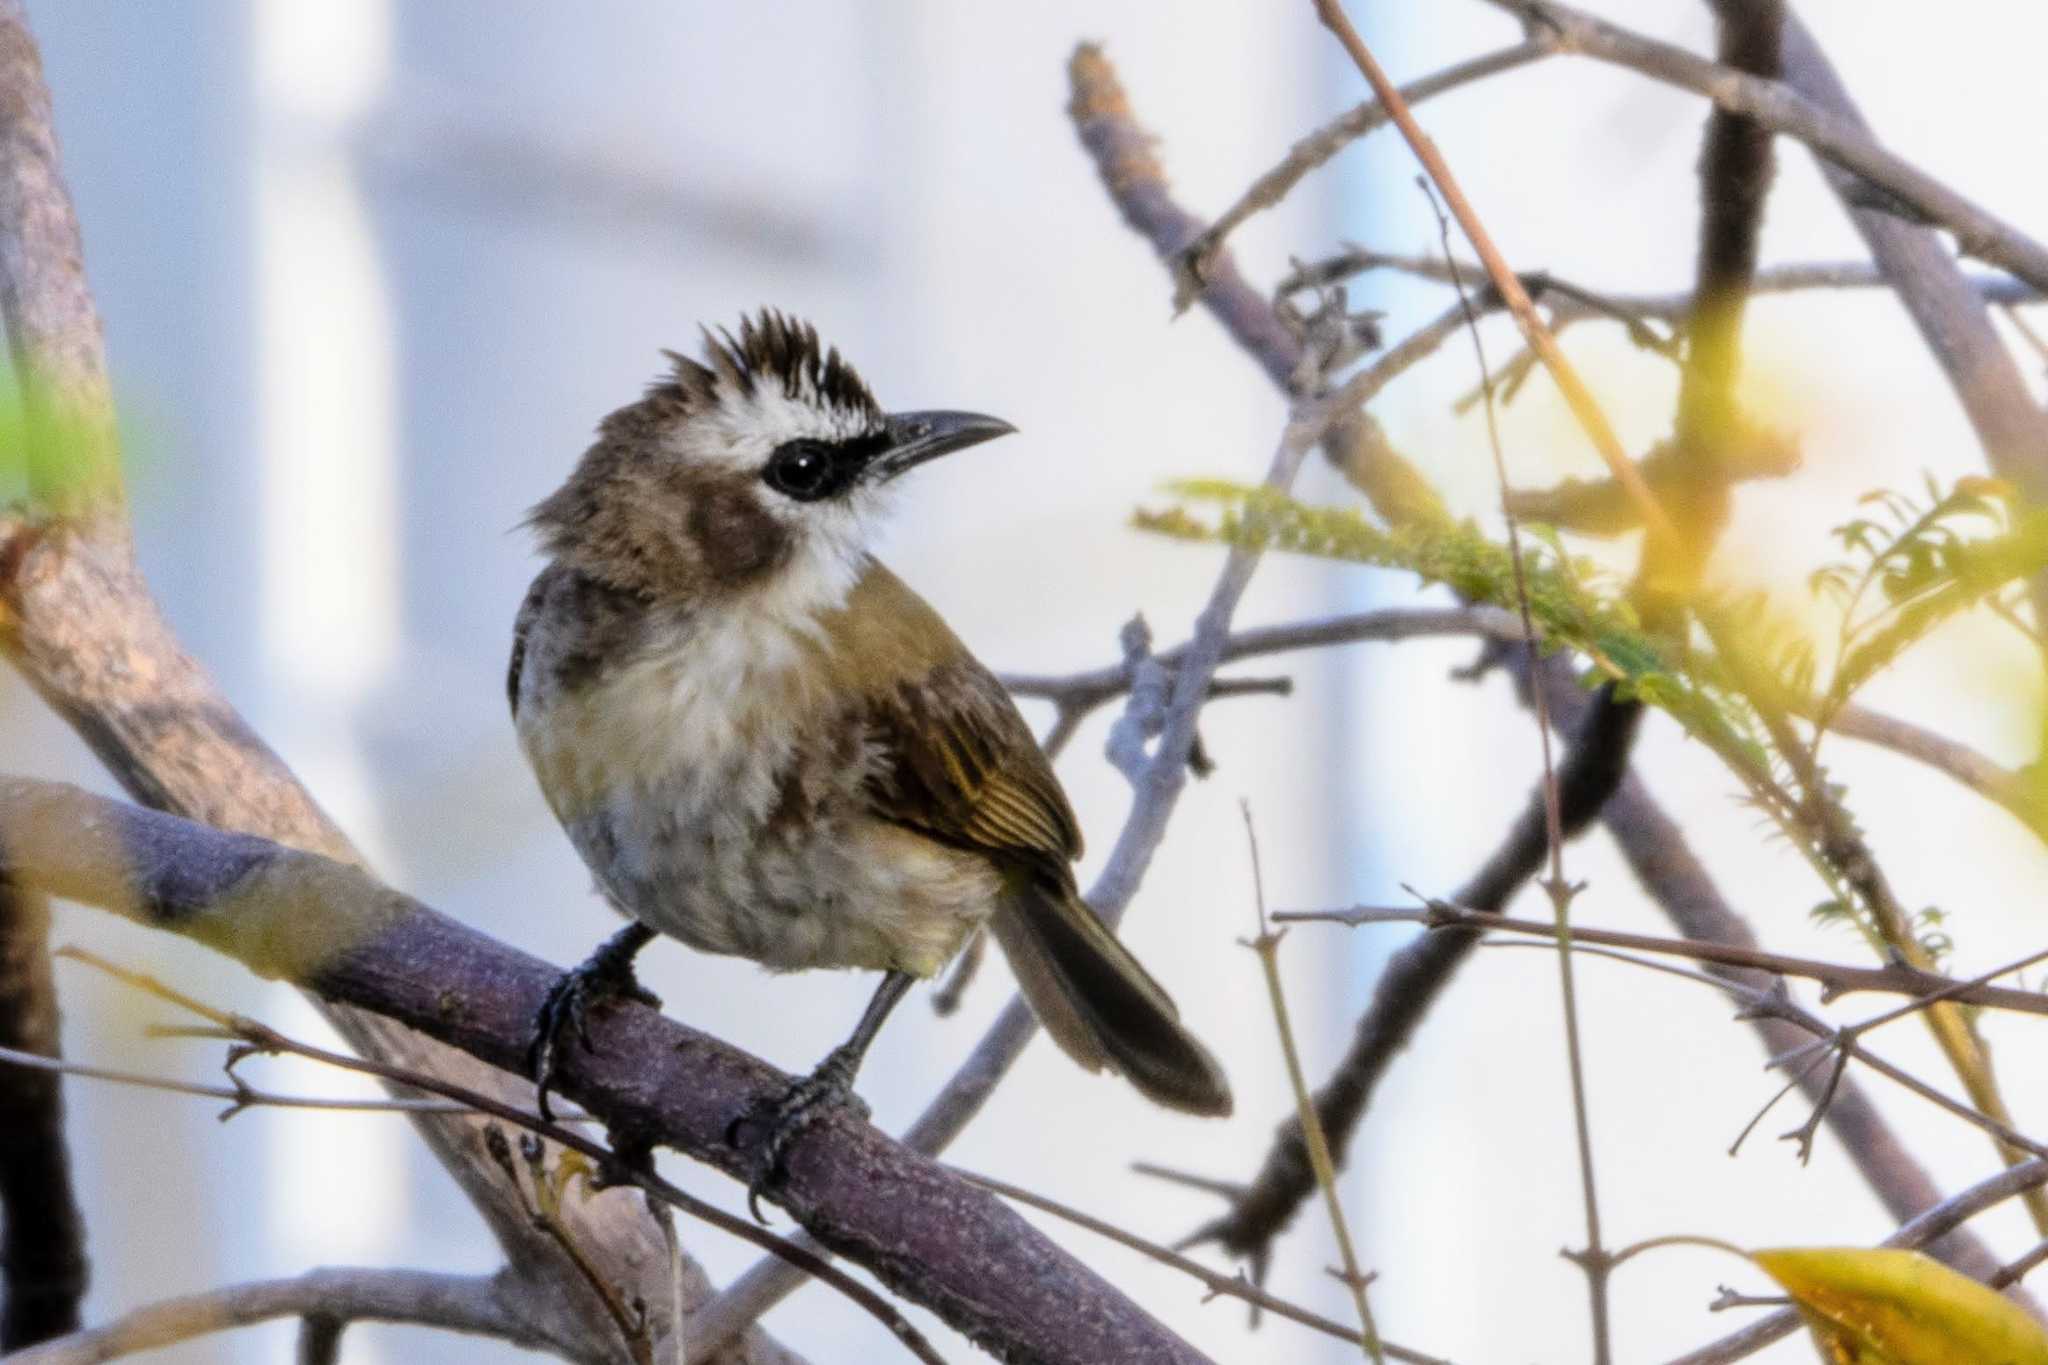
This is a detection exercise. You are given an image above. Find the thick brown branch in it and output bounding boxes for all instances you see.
[0,885,84,1348]
[1067,41,1447,529]
[0,0,120,527]
[0,777,1213,1365]
[0,7,769,1356]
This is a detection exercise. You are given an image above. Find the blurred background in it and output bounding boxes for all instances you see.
[6,2,2048,1360]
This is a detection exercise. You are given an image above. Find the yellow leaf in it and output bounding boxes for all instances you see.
[1753,1247,2048,1364]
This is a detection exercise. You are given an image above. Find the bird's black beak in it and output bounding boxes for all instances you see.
[868,410,1016,484]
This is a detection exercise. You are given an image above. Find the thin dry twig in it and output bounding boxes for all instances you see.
[1174,38,1555,308]
[960,1171,1452,1365]
[1273,901,2048,1019]
[1480,0,2048,296]
[1992,1239,2048,1293]
[0,1036,506,1119]
[1286,248,2039,312]
[1423,163,1613,1359]
[1070,31,2009,1319]
[5,1268,539,1365]
[1239,804,1382,1361]
[56,948,946,1365]
[1313,0,1676,544]
[1011,607,2045,844]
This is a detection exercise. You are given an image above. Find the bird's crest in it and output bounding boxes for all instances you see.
[656,310,881,424]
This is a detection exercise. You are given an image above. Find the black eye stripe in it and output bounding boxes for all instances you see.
[761,433,887,503]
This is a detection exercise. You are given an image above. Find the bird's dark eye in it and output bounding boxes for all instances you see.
[763,440,837,502]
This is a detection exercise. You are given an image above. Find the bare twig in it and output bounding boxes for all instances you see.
[1309,247,2036,444]
[1175,671,1641,1265]
[1275,901,2048,1019]
[1003,605,1519,710]
[1014,608,2047,844]
[0,1035,523,1118]
[1992,1239,2048,1293]
[1286,248,2039,312]
[1240,805,1382,1361]
[1428,165,1615,1360]
[1066,41,1448,528]
[962,1171,1452,1364]
[1314,0,1677,544]
[1480,0,2048,296]
[295,1314,344,1365]
[6,1268,538,1365]
[1174,39,1555,308]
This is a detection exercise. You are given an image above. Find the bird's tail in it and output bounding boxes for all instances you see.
[989,877,1232,1117]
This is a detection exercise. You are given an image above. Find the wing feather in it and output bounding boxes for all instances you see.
[861,659,1082,873]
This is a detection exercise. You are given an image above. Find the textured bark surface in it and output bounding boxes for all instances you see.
[0,777,1214,1365]
[0,1,799,1356]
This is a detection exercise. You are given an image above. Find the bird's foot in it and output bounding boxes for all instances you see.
[527,925,661,1122]
[726,1044,871,1223]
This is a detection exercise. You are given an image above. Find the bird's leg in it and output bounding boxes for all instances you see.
[731,969,914,1221]
[527,920,661,1121]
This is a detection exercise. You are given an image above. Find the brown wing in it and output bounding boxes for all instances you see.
[507,571,553,718]
[861,658,1082,876]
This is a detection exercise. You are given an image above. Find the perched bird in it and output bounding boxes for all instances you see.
[510,312,1231,1189]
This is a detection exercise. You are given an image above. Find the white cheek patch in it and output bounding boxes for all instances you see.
[661,379,894,618]
[768,480,895,617]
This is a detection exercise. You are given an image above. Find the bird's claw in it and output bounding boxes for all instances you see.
[527,940,662,1122]
[726,1048,871,1223]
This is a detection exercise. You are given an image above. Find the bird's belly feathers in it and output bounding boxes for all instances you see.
[518,620,998,976]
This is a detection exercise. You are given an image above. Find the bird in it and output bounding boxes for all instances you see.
[509,310,1232,1196]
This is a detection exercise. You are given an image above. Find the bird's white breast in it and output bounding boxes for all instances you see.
[517,563,996,976]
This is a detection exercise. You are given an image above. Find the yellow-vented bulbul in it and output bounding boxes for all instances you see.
[510,311,1231,1189]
